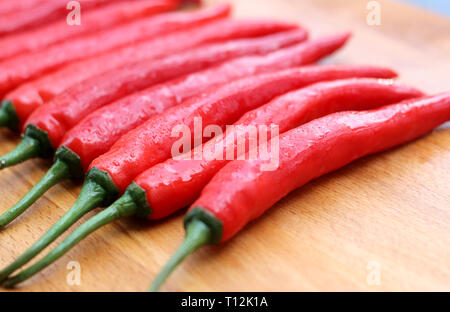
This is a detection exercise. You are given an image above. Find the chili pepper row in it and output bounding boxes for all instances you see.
[0,3,230,98]
[0,2,311,285]
[0,27,304,173]
[0,0,46,17]
[0,0,180,61]
[87,36,350,193]
[0,0,133,36]
[0,33,355,280]
[135,77,423,220]
[0,38,361,280]
[0,29,424,288]
[0,2,446,291]
[149,92,450,291]
[0,18,299,131]
[0,77,425,285]
[0,29,308,228]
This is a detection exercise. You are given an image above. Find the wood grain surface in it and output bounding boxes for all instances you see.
[0,0,449,292]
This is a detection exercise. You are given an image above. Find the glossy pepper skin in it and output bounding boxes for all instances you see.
[148,92,450,291]
[60,30,307,171]
[136,77,423,220]
[191,93,450,242]
[0,4,231,98]
[90,32,351,192]
[0,0,179,61]
[0,0,132,36]
[0,0,45,16]
[91,53,353,193]
[0,78,430,285]
[25,31,307,150]
[2,19,299,130]
[0,26,304,172]
[0,30,306,232]
[0,30,306,229]
[0,33,351,284]
[2,26,309,174]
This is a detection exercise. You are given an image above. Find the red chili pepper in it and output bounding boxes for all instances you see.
[0,35,352,283]
[0,0,133,36]
[0,28,305,173]
[135,77,423,219]
[0,77,427,287]
[0,29,306,229]
[0,0,179,61]
[90,35,351,193]
[0,4,231,98]
[0,0,45,16]
[64,30,307,171]
[145,92,450,291]
[1,19,299,131]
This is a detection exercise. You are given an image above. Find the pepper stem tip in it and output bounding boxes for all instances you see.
[0,179,106,283]
[0,136,41,170]
[148,219,212,292]
[1,192,138,287]
[0,159,70,229]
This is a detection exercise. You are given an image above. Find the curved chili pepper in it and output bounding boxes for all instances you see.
[146,92,450,291]
[0,0,180,61]
[134,77,422,219]
[5,65,415,286]
[0,27,302,172]
[0,34,350,281]
[0,36,350,281]
[91,35,350,193]
[63,31,307,170]
[0,19,299,131]
[0,77,427,286]
[0,0,131,36]
[0,4,230,99]
[0,29,307,228]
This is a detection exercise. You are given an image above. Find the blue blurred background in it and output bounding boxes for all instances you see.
[400,0,450,17]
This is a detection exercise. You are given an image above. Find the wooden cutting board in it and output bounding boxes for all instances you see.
[0,0,449,292]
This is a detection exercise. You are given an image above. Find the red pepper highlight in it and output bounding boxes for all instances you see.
[0,29,306,229]
[0,33,351,283]
[0,4,231,98]
[0,78,430,288]
[0,0,179,61]
[0,0,133,36]
[0,25,304,180]
[192,93,450,241]
[2,18,297,130]
[91,34,352,193]
[61,30,308,171]
[25,30,307,149]
[148,92,450,291]
[136,77,422,220]
[0,0,46,16]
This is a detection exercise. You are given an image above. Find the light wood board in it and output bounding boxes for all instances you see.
[0,0,449,291]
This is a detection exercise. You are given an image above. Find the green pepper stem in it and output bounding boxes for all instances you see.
[2,192,139,288]
[0,179,106,283]
[0,136,41,170]
[0,160,70,229]
[0,106,9,127]
[0,100,19,131]
[148,219,212,292]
